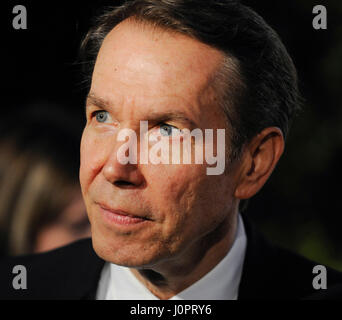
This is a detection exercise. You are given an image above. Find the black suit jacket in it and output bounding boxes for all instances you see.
[1,216,342,300]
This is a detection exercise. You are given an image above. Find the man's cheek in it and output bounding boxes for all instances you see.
[80,134,106,193]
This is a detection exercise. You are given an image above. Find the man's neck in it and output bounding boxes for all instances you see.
[129,213,238,300]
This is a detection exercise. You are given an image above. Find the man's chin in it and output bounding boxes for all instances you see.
[91,233,163,268]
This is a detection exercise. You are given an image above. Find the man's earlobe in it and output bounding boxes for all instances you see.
[234,127,284,200]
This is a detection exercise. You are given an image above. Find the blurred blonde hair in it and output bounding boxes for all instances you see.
[0,138,77,255]
[0,102,83,256]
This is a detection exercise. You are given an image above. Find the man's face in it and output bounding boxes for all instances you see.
[80,20,240,268]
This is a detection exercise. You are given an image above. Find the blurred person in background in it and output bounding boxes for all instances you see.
[0,102,90,257]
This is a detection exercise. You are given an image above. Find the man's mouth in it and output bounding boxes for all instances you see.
[96,202,151,226]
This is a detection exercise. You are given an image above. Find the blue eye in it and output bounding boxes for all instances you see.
[160,124,181,136]
[95,111,108,123]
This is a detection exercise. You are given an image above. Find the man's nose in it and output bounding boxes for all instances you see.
[102,133,144,187]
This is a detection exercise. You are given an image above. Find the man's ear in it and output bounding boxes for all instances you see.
[234,127,284,200]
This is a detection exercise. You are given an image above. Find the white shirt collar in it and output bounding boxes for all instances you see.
[96,214,247,300]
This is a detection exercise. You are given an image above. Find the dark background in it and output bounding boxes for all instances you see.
[2,0,342,269]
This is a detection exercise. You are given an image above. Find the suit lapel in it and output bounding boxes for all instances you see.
[70,239,106,300]
[237,214,278,299]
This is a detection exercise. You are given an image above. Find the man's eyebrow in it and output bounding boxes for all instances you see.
[85,93,112,110]
[147,111,197,127]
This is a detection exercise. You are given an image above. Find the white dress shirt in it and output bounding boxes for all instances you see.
[96,214,247,300]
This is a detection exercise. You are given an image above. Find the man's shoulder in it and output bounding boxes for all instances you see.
[239,215,342,300]
[0,238,105,300]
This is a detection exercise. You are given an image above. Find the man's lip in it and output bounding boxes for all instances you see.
[96,202,151,220]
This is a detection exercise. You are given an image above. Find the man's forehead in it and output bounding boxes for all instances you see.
[95,19,224,87]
